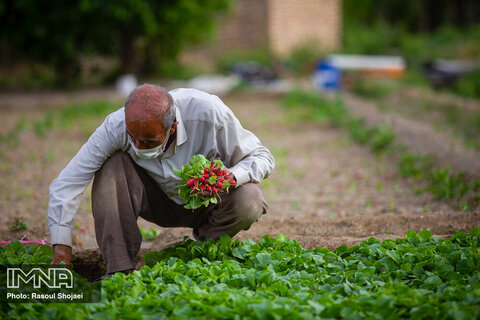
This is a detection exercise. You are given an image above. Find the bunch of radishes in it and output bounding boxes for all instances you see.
[174,154,236,209]
[187,164,236,196]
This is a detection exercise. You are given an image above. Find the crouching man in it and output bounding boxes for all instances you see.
[48,84,275,279]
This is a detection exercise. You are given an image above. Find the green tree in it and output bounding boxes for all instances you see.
[0,0,231,85]
[80,0,232,76]
[0,0,87,84]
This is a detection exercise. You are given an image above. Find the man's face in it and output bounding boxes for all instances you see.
[125,110,166,150]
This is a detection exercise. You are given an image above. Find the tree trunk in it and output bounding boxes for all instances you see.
[120,31,139,75]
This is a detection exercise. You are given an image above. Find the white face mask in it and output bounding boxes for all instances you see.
[129,131,170,159]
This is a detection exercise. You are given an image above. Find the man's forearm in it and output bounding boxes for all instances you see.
[229,146,275,185]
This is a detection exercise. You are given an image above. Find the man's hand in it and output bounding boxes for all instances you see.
[50,244,72,268]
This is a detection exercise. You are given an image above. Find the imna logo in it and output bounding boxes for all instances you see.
[7,268,73,289]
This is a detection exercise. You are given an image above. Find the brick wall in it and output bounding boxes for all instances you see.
[216,0,269,52]
[267,0,342,56]
[180,0,342,66]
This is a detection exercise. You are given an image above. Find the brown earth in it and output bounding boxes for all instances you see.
[0,87,479,278]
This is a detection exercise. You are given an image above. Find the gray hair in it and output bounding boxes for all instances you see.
[162,94,176,132]
[125,84,176,132]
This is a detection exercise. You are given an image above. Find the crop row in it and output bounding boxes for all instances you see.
[1,229,479,319]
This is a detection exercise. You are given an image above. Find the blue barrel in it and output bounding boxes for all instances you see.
[312,60,341,91]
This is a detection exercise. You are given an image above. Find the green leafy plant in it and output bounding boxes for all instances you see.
[9,217,27,232]
[174,154,236,209]
[398,153,433,178]
[2,229,480,319]
[0,241,52,265]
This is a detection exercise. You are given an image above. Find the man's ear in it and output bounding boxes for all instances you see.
[169,121,179,135]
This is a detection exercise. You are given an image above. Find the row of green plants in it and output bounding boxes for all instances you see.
[1,229,480,319]
[282,89,480,210]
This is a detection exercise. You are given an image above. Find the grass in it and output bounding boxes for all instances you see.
[282,89,480,211]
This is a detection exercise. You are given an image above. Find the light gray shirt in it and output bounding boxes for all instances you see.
[47,88,275,247]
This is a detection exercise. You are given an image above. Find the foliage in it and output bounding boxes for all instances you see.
[216,47,276,75]
[427,169,480,205]
[0,241,52,265]
[0,0,231,85]
[285,42,324,76]
[343,0,480,36]
[8,217,28,232]
[452,70,480,100]
[2,229,480,319]
[173,155,235,209]
[398,153,433,179]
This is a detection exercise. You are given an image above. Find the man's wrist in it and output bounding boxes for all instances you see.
[49,225,73,247]
[230,167,249,186]
[53,244,71,249]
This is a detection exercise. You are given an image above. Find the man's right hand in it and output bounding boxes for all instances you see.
[50,244,72,268]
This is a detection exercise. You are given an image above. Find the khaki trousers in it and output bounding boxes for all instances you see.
[91,152,267,273]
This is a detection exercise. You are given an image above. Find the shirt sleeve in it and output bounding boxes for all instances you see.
[47,110,125,247]
[216,110,275,186]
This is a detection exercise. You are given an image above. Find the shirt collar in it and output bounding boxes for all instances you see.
[174,102,187,148]
[163,101,187,158]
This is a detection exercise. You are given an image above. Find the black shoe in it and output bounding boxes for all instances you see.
[192,228,206,241]
[92,273,113,282]
[96,273,112,282]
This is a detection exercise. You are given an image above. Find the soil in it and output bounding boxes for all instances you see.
[343,92,480,178]
[0,87,479,279]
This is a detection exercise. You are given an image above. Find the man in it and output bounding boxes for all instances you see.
[48,84,275,277]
